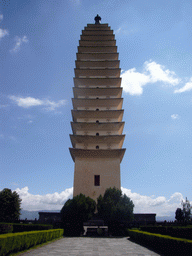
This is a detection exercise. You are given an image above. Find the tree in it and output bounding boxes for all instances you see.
[0,188,22,222]
[97,187,134,235]
[60,194,96,236]
[182,197,192,222]
[175,208,184,223]
[175,197,192,223]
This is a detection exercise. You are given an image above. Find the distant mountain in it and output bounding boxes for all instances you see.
[20,210,60,220]
[20,209,175,222]
[156,215,175,222]
[20,210,39,220]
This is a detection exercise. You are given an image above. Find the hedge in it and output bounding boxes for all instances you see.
[0,229,64,256]
[0,224,13,235]
[12,223,53,233]
[128,229,192,255]
[0,223,53,234]
[140,225,192,240]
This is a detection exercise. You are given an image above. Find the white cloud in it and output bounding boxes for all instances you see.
[14,186,185,218]
[0,28,9,39]
[121,68,150,95]
[0,14,9,40]
[174,77,192,93]
[171,114,179,120]
[10,36,28,53]
[145,61,179,85]
[121,187,184,217]
[121,61,180,96]
[9,96,43,107]
[115,27,122,34]
[9,96,67,111]
[15,187,73,211]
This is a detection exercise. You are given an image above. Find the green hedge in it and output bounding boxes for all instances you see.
[128,229,192,255]
[0,223,53,234]
[0,224,13,235]
[12,223,53,233]
[140,226,192,239]
[0,229,64,256]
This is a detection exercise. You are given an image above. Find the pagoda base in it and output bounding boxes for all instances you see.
[73,156,121,201]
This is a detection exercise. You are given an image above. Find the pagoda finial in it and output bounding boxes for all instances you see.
[94,14,101,24]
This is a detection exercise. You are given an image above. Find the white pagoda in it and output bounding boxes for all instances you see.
[70,17,126,201]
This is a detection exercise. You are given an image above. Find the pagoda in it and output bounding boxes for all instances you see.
[70,16,126,201]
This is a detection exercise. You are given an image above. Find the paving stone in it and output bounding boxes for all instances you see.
[18,237,160,256]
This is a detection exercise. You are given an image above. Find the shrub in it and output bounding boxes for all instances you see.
[0,224,13,234]
[61,194,96,236]
[140,226,192,240]
[12,223,53,233]
[0,229,64,256]
[128,229,192,255]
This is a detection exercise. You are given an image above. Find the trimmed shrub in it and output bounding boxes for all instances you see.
[140,226,192,240]
[128,229,192,255]
[0,223,53,234]
[0,224,13,234]
[12,223,53,233]
[0,229,64,256]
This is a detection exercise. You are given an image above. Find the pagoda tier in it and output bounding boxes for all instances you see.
[70,148,125,162]
[75,60,119,68]
[71,110,124,122]
[71,122,124,135]
[70,21,126,200]
[74,68,121,77]
[72,98,123,110]
[73,87,122,98]
[70,135,125,149]
[79,40,116,46]
[77,52,119,61]
[74,78,121,87]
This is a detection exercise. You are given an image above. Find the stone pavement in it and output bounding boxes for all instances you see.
[18,237,161,256]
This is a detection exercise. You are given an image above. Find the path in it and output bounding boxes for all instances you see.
[18,237,161,256]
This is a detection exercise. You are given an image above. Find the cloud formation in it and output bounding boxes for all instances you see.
[10,36,28,53]
[9,96,67,111]
[174,77,192,93]
[0,14,9,40]
[171,114,179,120]
[121,61,180,95]
[15,187,73,211]
[121,187,184,217]
[14,186,185,218]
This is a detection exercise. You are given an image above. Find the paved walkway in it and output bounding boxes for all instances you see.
[18,237,161,256]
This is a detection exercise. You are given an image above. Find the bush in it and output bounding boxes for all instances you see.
[12,223,53,233]
[0,224,13,234]
[140,226,192,240]
[97,188,134,225]
[61,194,96,236]
[128,229,192,255]
[0,229,64,256]
[0,223,53,234]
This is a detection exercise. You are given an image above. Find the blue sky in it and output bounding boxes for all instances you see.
[1,0,192,219]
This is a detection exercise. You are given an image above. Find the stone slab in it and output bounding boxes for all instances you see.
[17,237,161,256]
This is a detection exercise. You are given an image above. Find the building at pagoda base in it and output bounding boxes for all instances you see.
[70,22,126,201]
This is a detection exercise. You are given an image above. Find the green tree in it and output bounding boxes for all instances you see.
[97,187,134,235]
[182,197,192,222]
[60,194,96,236]
[0,188,22,222]
[175,208,184,222]
[175,198,192,223]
